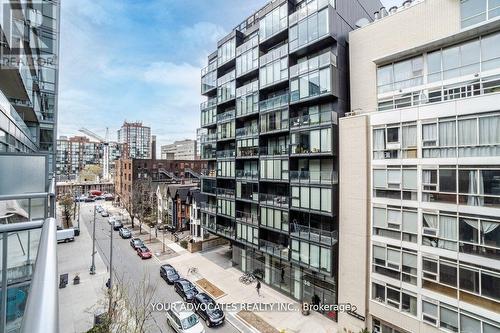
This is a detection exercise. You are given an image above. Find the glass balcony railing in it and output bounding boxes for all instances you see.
[236,126,258,138]
[199,202,217,214]
[201,169,217,178]
[216,224,235,239]
[259,94,289,113]
[217,110,235,123]
[290,226,338,246]
[236,211,259,225]
[259,193,289,208]
[217,188,235,198]
[260,146,289,157]
[200,133,217,143]
[201,150,216,159]
[260,240,289,259]
[236,169,259,180]
[216,150,235,159]
[289,171,338,184]
[237,146,259,158]
[201,98,217,111]
[290,111,337,129]
[290,52,337,78]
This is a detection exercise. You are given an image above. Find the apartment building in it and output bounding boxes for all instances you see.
[199,0,380,315]
[0,0,60,331]
[56,135,123,180]
[117,121,151,159]
[161,139,198,160]
[339,1,500,332]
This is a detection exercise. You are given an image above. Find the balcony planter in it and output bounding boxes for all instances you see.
[73,274,80,285]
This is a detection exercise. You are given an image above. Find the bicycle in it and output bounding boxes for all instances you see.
[239,272,256,285]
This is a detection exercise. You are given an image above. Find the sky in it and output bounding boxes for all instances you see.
[58,0,399,146]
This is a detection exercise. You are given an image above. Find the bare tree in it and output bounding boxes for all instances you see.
[59,194,74,228]
[128,272,159,333]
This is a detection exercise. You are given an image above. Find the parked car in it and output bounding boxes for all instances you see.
[130,238,144,250]
[85,196,96,202]
[108,217,116,225]
[166,301,205,333]
[156,224,167,230]
[101,210,110,217]
[119,227,132,239]
[174,279,198,302]
[103,194,114,201]
[113,220,123,231]
[137,246,152,259]
[56,229,75,243]
[96,206,103,213]
[193,293,225,327]
[94,195,104,201]
[160,264,180,284]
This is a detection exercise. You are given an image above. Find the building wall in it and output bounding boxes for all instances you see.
[338,114,371,332]
[117,122,151,159]
[349,0,460,113]
[161,139,197,160]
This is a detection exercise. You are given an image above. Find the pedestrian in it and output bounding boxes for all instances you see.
[256,279,261,296]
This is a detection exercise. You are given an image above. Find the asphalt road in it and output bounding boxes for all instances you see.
[79,201,238,333]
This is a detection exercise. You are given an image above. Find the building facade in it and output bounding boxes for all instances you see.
[117,121,151,159]
[56,135,123,180]
[199,0,380,315]
[161,139,198,160]
[339,1,500,333]
[187,188,207,241]
[0,0,60,172]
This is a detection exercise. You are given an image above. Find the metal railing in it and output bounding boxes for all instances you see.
[217,109,235,123]
[216,150,235,159]
[217,188,235,198]
[235,126,258,138]
[237,147,259,158]
[260,146,289,156]
[199,202,217,214]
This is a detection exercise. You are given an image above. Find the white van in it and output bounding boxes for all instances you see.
[57,228,75,243]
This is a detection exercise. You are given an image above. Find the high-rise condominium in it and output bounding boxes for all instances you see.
[199,0,381,319]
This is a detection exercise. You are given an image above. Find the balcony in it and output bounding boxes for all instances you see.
[290,52,337,79]
[236,211,259,225]
[217,188,235,199]
[259,94,289,113]
[215,224,235,239]
[288,0,335,26]
[237,146,259,158]
[217,110,235,123]
[290,226,338,246]
[236,126,258,138]
[201,150,216,160]
[200,133,217,143]
[216,149,235,159]
[236,169,258,181]
[200,98,217,112]
[201,168,217,178]
[260,146,289,157]
[290,111,337,130]
[0,153,58,333]
[260,193,289,208]
[259,240,289,259]
[199,202,217,215]
[289,171,338,184]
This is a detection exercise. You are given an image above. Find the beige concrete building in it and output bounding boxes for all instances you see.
[339,1,500,333]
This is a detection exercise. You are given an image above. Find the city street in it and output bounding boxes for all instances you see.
[78,201,239,333]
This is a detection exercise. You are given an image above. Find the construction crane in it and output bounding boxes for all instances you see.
[79,127,110,181]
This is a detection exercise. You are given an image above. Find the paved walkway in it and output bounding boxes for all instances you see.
[57,206,108,333]
[105,203,338,333]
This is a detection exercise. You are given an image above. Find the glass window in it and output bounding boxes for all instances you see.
[459,267,480,293]
[481,272,500,300]
[481,33,500,71]
[440,307,459,332]
[482,170,500,195]
[458,118,477,145]
[373,208,386,227]
[374,170,387,188]
[440,169,457,192]
[460,40,480,75]
[310,244,319,268]
[377,65,393,92]
[427,51,442,82]
[443,45,460,79]
[387,127,399,143]
[461,0,487,27]
[460,314,481,333]
[320,247,331,272]
[318,9,328,37]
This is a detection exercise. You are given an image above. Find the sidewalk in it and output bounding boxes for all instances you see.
[105,203,337,333]
[57,208,108,333]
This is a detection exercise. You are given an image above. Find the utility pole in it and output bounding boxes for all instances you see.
[90,205,96,275]
[77,186,81,230]
[108,219,113,315]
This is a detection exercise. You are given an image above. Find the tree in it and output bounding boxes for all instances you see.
[87,273,158,333]
[79,164,102,182]
[60,194,74,228]
[131,177,155,235]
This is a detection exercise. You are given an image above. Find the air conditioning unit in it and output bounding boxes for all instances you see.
[423,227,438,237]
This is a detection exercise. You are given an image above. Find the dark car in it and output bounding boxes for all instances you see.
[119,227,132,239]
[130,238,144,250]
[193,292,225,327]
[174,279,198,302]
[160,264,180,284]
[113,220,123,231]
